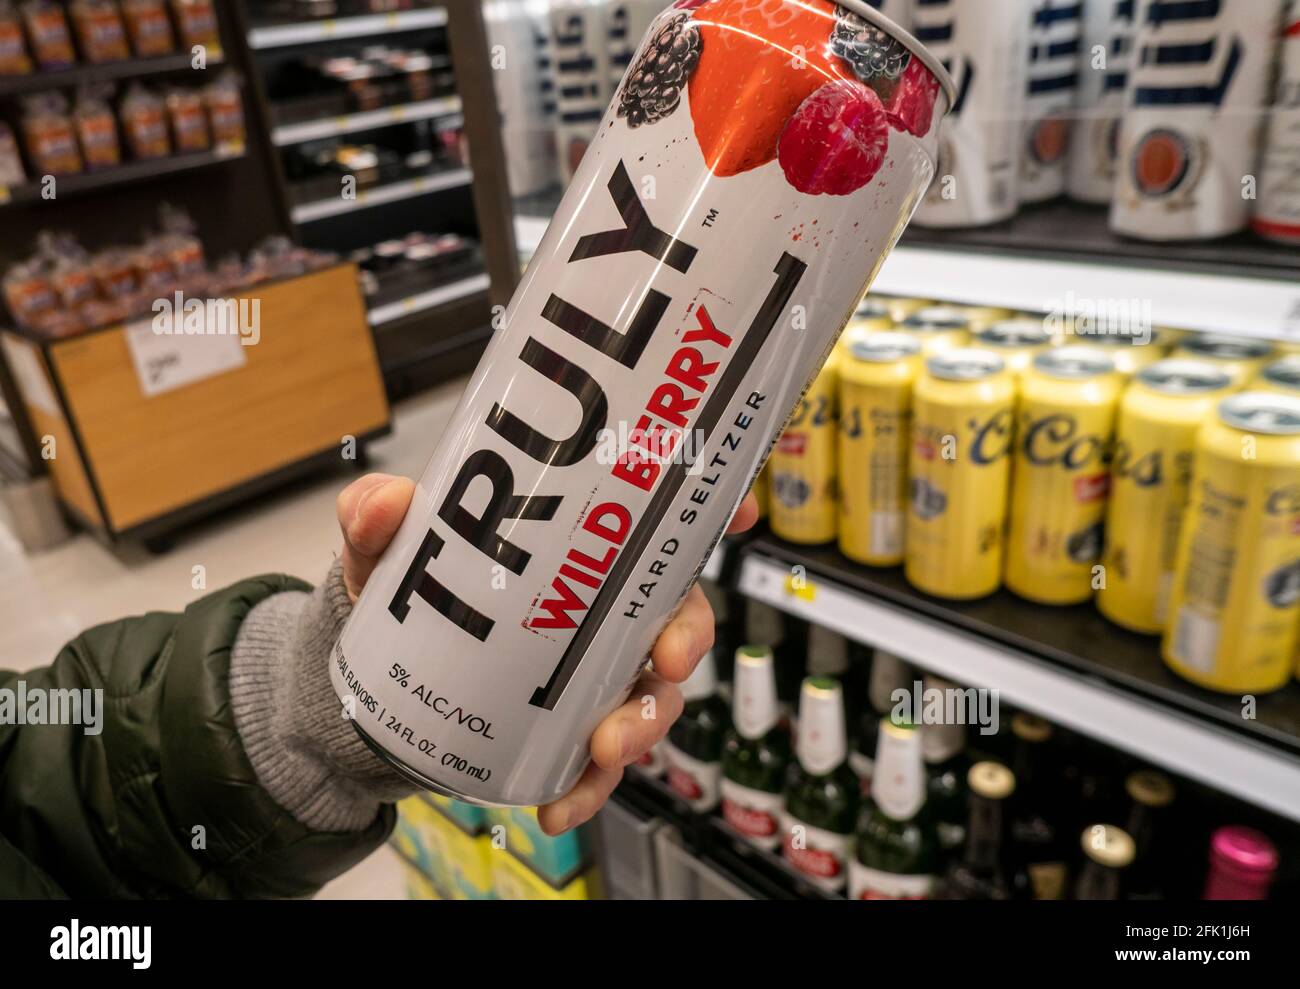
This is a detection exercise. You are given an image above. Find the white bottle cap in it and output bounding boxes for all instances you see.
[732,645,778,740]
[795,677,846,776]
[920,674,966,763]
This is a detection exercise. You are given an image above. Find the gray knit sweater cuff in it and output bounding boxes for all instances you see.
[229,560,416,832]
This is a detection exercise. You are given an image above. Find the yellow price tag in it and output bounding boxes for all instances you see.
[783,574,816,602]
[322,20,336,36]
[386,13,400,28]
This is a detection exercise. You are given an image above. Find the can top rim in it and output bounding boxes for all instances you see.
[836,0,958,105]
[854,298,891,319]
[1218,392,1300,435]
[1136,359,1232,394]
[926,348,1006,381]
[1178,334,1274,360]
[1032,346,1116,379]
[976,319,1051,347]
[904,306,970,332]
[1261,357,1300,388]
[848,330,922,361]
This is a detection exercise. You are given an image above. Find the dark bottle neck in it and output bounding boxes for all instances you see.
[964,792,1006,870]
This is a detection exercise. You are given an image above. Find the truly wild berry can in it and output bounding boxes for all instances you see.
[1097,359,1235,635]
[1253,0,1300,244]
[1112,0,1287,241]
[912,0,1032,228]
[770,355,840,545]
[837,332,922,566]
[1163,393,1300,694]
[905,349,1016,600]
[331,0,953,807]
[1005,347,1122,606]
[1020,0,1084,204]
[1067,0,1139,205]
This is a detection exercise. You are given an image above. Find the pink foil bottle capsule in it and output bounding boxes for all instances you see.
[1203,826,1279,900]
[332,0,953,807]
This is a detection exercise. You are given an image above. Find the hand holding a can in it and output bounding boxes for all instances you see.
[336,472,758,834]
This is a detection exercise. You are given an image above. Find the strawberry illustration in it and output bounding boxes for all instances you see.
[885,56,940,138]
[688,0,845,177]
[778,80,890,196]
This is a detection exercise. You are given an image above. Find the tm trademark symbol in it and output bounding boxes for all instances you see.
[702,207,719,228]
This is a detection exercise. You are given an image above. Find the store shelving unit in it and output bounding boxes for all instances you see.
[875,201,1300,340]
[270,95,462,145]
[241,0,519,394]
[288,167,472,223]
[0,51,224,98]
[0,144,245,207]
[706,532,1300,825]
[248,7,449,49]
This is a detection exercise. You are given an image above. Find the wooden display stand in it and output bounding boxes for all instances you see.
[0,264,389,545]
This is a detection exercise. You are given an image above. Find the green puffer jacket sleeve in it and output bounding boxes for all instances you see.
[0,575,395,899]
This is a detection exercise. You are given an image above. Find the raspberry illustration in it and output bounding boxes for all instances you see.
[617,11,702,129]
[673,0,710,7]
[688,0,843,176]
[830,8,911,85]
[885,56,940,138]
[778,80,890,196]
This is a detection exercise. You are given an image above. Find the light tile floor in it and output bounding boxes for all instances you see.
[0,379,470,900]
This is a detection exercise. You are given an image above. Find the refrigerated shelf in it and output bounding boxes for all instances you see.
[248,8,449,49]
[271,96,463,145]
[290,168,472,223]
[725,534,1300,824]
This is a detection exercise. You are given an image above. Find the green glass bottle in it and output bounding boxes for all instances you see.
[721,645,791,850]
[664,650,730,812]
[921,674,969,862]
[943,761,1016,900]
[782,676,858,893]
[1074,824,1135,900]
[850,719,939,899]
[848,649,912,797]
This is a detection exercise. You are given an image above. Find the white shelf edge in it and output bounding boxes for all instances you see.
[368,272,490,325]
[249,8,448,49]
[291,168,471,223]
[737,552,1300,824]
[874,244,1300,343]
[272,97,462,146]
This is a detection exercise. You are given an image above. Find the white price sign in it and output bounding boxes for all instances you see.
[124,317,247,397]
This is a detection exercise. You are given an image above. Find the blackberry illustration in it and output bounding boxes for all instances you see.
[830,9,911,84]
[617,12,701,129]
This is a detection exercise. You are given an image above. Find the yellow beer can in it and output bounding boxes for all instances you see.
[1253,357,1300,395]
[905,349,1016,599]
[900,306,973,355]
[959,305,1015,334]
[1173,334,1275,384]
[1098,360,1235,634]
[753,461,770,520]
[973,319,1053,378]
[838,332,923,566]
[1005,348,1122,606]
[770,354,838,545]
[1070,323,1171,378]
[837,297,895,359]
[876,295,934,323]
[1163,393,1300,694]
